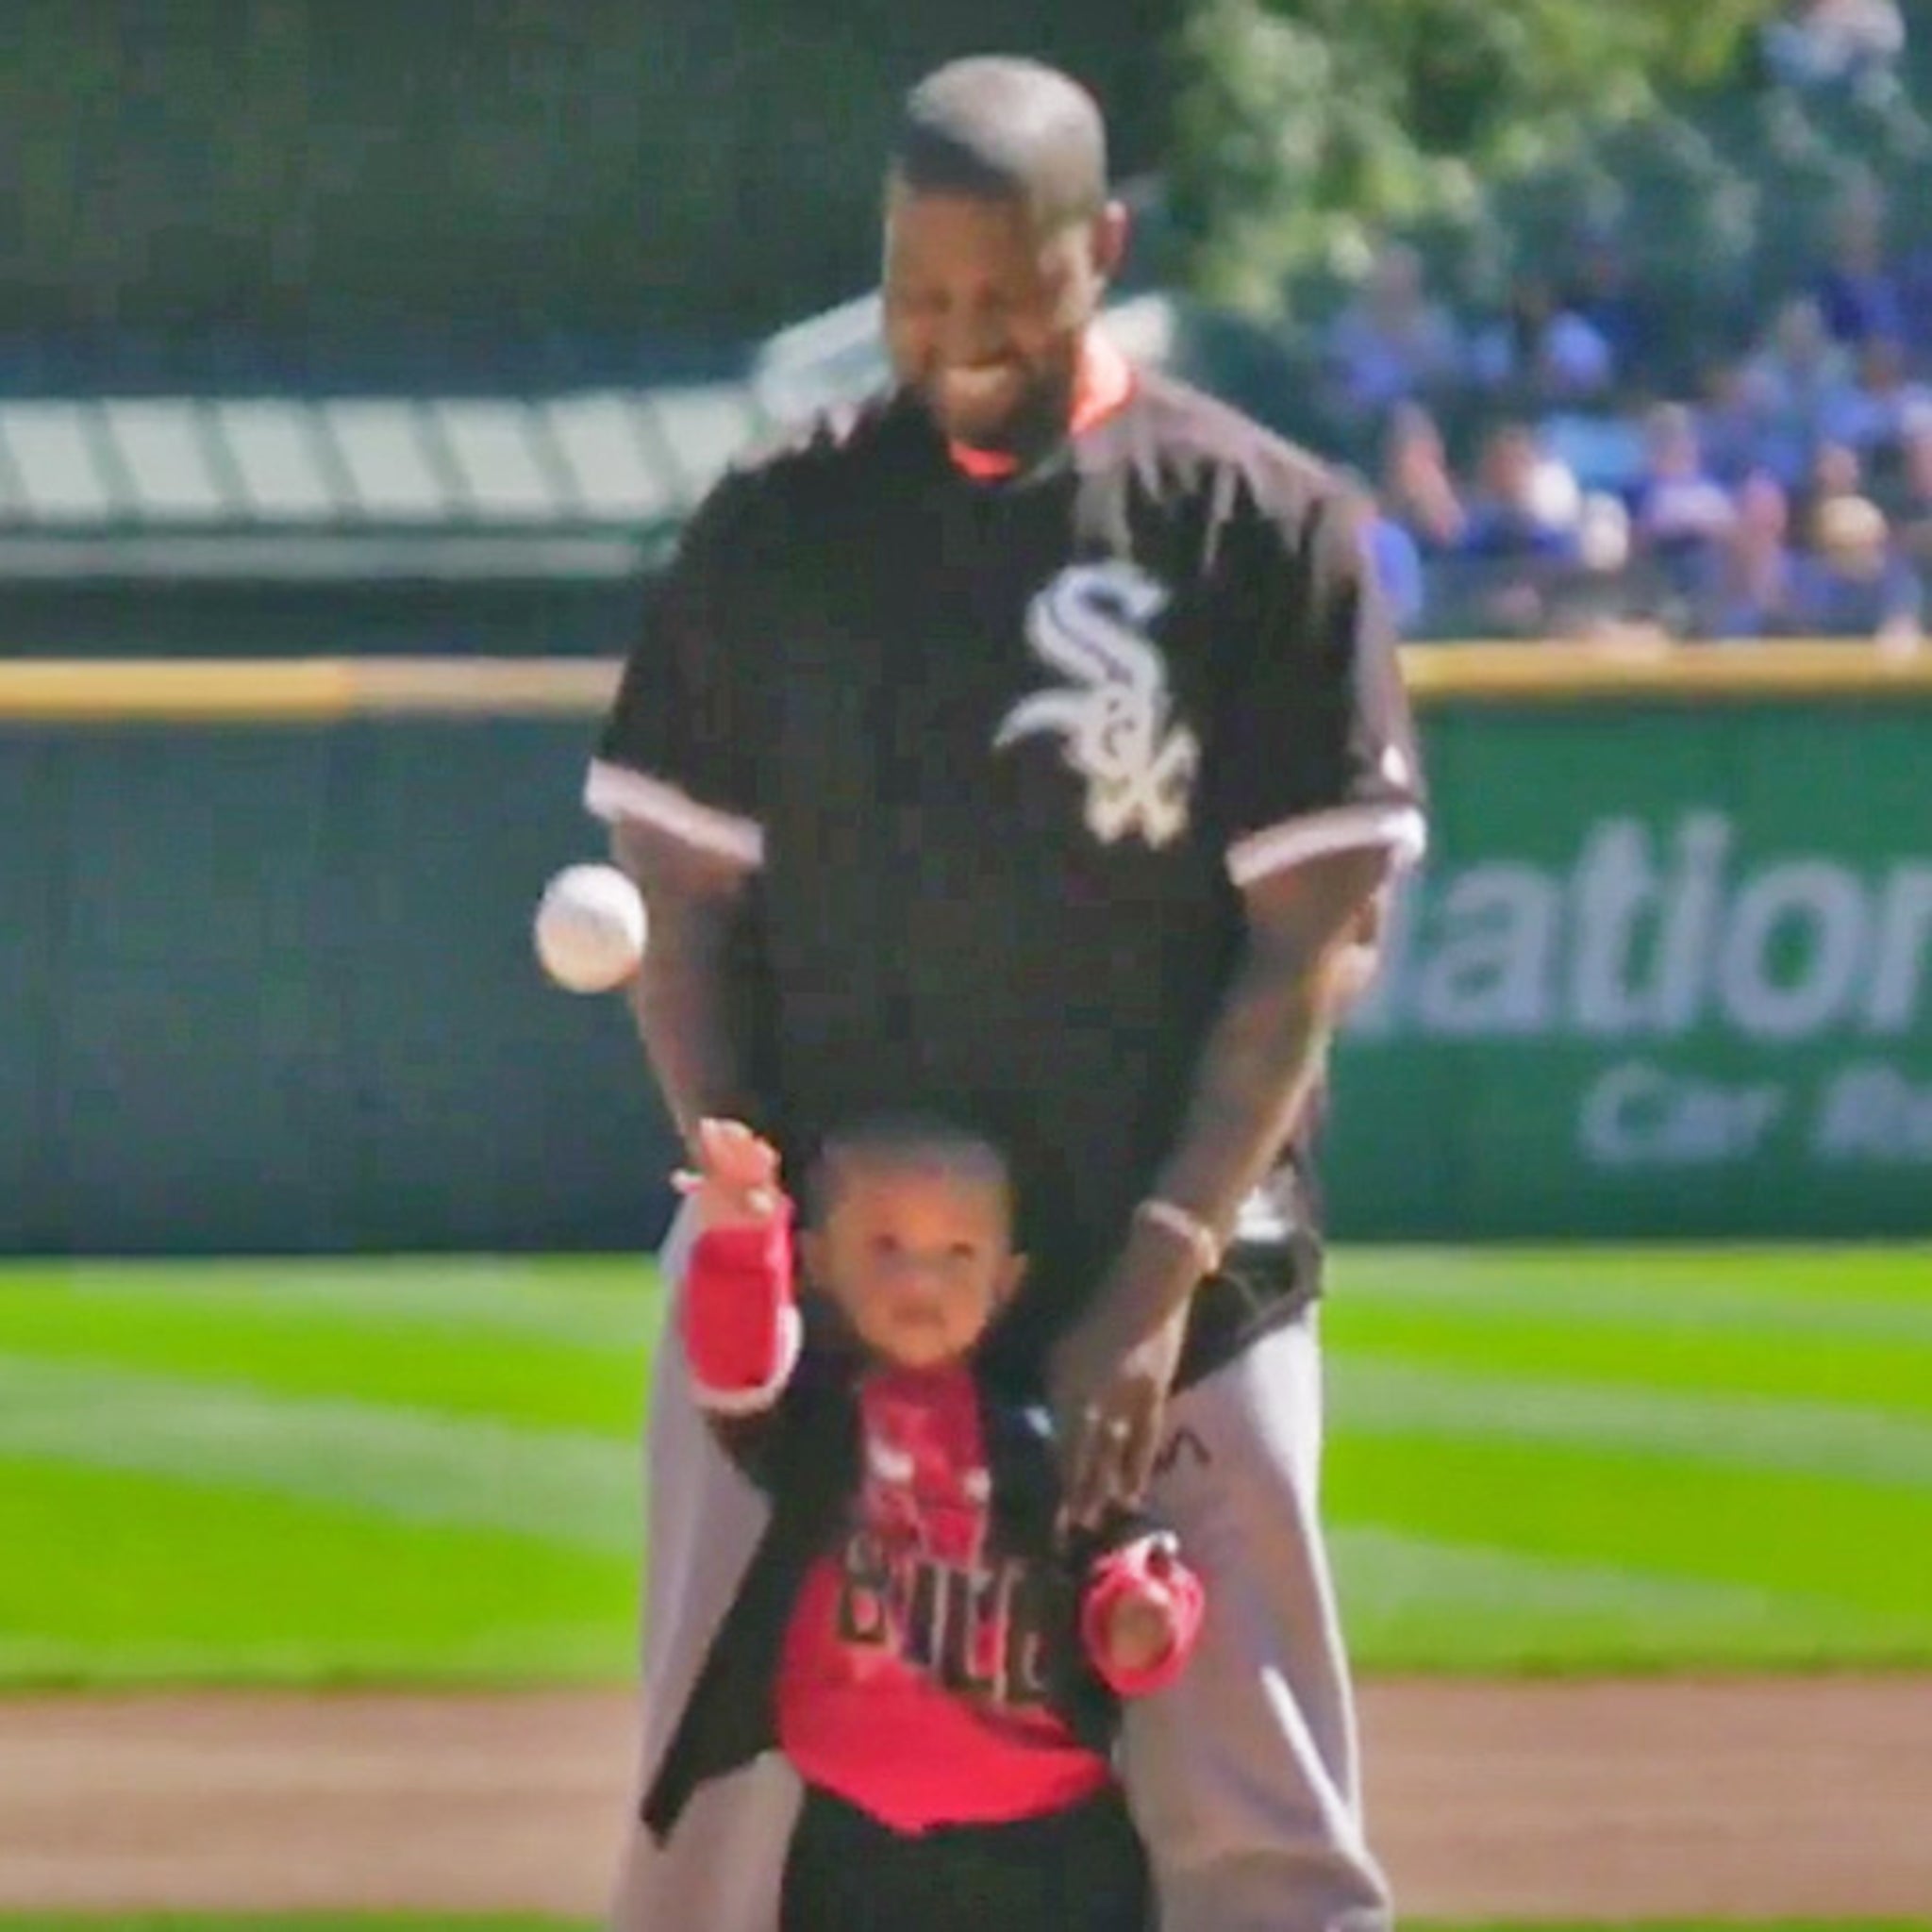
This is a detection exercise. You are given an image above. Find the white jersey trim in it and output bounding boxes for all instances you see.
[584,759,765,871]
[690,1303,804,1418]
[1226,801,1426,890]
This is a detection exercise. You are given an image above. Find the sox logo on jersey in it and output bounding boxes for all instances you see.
[994,560,1199,850]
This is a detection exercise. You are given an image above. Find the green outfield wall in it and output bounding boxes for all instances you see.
[4,649,1927,1252]
[1324,695,1932,1238]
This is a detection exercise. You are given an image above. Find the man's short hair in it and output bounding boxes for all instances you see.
[891,56,1108,226]
[807,1112,1014,1228]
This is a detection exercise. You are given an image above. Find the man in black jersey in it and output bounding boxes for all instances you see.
[590,55,1424,1932]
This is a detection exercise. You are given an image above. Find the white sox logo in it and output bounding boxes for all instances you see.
[994,561,1199,850]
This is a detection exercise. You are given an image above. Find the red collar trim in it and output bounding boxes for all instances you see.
[946,333,1136,479]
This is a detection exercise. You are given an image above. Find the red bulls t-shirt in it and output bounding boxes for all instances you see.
[774,1362,1112,1832]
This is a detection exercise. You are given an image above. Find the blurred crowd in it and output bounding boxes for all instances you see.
[1297,2,1932,646]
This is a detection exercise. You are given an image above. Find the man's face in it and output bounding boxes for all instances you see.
[882,178,1122,455]
[805,1160,1024,1372]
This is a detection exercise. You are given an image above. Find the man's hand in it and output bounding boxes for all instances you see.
[1054,845,1396,1529]
[1050,1220,1201,1528]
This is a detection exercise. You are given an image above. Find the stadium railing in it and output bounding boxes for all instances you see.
[2,640,1926,722]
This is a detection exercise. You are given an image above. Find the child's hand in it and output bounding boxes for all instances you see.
[1099,1588,1182,1676]
[1080,1531,1205,1695]
[675,1119,784,1230]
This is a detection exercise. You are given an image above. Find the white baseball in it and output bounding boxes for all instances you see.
[533,863,648,993]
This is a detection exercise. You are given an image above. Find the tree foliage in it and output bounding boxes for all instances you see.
[1165,0,1786,315]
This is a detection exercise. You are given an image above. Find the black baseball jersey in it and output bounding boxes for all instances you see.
[590,371,1424,1385]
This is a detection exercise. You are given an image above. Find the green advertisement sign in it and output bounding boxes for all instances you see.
[5,692,1925,1253]
[1325,704,1932,1240]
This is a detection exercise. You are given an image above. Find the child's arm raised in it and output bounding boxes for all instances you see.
[676,1119,801,1419]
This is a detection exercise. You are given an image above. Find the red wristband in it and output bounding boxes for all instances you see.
[682,1208,796,1397]
[1080,1532,1206,1697]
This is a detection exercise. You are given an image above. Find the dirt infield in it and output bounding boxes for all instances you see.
[3,1678,1928,1922]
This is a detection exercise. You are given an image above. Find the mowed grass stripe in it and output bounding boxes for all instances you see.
[1330,1430,1932,1629]
[0,1257,662,1346]
[4,1248,1930,1686]
[0,1357,639,1554]
[1333,1245,1932,1331]
[1329,1294,1932,1419]
[0,1269,663,1434]
[0,1458,634,1686]
[1330,1356,1932,1491]
[1329,1261,1932,1425]
[1329,1524,1911,1670]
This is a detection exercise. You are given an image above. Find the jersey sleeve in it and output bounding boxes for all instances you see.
[584,477,768,870]
[1213,485,1427,892]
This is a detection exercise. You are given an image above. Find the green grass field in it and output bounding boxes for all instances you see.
[2,1244,1929,1687]
[4,1246,1929,1932]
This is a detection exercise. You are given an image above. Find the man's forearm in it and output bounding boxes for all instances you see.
[1149,946,1338,1251]
[610,824,755,1155]
[625,931,744,1156]
[1144,850,1391,1278]
[1050,867,1373,1478]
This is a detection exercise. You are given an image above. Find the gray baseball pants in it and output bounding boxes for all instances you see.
[606,1208,1391,1932]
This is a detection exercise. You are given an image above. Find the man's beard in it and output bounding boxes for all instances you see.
[920,358,1076,460]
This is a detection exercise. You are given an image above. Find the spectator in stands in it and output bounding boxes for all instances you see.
[1812,187,1907,349]
[1696,358,1773,487]
[1254,40,1932,646]
[1376,403,1467,554]
[1470,274,1617,413]
[1576,491,1636,579]
[1630,404,1737,607]
[1804,437,1866,520]
[1444,424,1583,638]
[1695,472,1808,640]
[1565,228,1659,385]
[1822,337,1932,475]
[1459,424,1581,563]
[1359,490,1427,638]
[1741,295,1857,486]
[1794,491,1923,643]
[1322,242,1464,434]
[1898,243,1932,362]
[1545,491,1669,641]
[1880,408,1932,578]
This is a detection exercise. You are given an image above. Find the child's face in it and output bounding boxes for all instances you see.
[805,1161,1024,1371]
